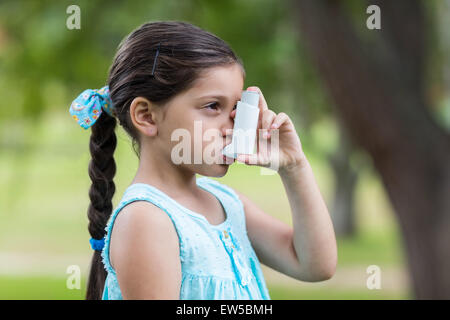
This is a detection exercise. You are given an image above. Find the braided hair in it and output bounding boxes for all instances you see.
[86,113,117,300]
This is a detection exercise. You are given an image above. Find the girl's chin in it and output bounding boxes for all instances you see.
[214,168,229,178]
[202,163,231,178]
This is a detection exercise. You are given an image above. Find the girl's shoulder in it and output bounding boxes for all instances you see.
[102,183,188,276]
[106,199,181,273]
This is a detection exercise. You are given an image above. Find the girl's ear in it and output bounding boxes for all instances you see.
[129,97,159,137]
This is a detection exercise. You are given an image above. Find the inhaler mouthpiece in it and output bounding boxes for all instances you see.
[222,90,260,159]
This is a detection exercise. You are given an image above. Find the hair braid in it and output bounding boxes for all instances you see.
[86,112,117,300]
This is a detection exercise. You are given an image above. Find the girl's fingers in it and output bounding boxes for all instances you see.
[236,153,271,167]
[236,153,259,165]
[247,86,269,112]
[260,110,277,139]
[270,112,289,130]
[261,110,277,129]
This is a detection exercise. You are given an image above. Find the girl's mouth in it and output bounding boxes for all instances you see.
[222,154,235,165]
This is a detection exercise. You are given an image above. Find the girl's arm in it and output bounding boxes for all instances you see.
[278,160,337,281]
[236,160,337,282]
[234,86,337,282]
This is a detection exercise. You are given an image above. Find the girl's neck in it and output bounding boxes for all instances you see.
[130,145,200,199]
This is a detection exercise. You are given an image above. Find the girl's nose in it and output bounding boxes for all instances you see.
[221,111,234,136]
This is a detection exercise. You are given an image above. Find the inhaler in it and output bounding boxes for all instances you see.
[222,90,260,159]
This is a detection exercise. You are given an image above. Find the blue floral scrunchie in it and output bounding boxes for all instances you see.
[69,86,114,129]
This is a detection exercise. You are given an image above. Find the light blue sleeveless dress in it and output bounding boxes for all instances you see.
[100,176,271,300]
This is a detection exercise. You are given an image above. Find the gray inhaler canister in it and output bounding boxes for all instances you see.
[222,90,260,159]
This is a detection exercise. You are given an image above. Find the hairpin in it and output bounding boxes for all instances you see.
[151,42,161,77]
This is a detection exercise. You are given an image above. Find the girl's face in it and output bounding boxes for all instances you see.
[155,63,244,177]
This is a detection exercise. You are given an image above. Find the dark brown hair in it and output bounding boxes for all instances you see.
[85,21,244,300]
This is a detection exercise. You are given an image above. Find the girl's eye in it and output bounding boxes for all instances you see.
[205,102,219,110]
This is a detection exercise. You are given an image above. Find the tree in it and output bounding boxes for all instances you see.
[293,0,450,298]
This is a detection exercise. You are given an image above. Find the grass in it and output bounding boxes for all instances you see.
[0,275,86,300]
[0,275,410,300]
[268,285,410,300]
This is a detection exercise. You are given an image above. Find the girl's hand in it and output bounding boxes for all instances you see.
[231,86,307,173]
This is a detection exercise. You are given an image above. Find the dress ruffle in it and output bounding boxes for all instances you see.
[179,272,265,300]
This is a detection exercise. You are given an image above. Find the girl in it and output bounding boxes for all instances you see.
[69,21,337,300]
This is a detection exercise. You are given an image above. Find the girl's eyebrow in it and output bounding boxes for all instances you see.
[195,93,241,102]
[195,94,229,101]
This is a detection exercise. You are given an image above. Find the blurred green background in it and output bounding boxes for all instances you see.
[0,112,407,299]
[1,0,449,299]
